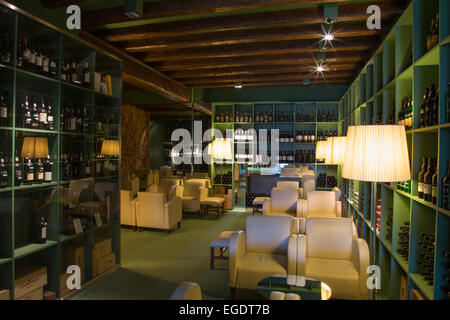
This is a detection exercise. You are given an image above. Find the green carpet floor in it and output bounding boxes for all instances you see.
[72,207,250,300]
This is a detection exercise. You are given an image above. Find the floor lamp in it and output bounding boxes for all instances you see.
[342,125,411,300]
[210,138,233,184]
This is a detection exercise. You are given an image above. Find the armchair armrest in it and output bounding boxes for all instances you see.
[351,238,370,299]
[199,186,208,202]
[298,218,306,234]
[165,196,182,229]
[296,199,307,218]
[287,234,298,285]
[336,201,342,217]
[298,188,304,200]
[229,231,246,287]
[296,234,307,286]
[168,185,178,200]
[262,198,271,215]
[174,186,184,198]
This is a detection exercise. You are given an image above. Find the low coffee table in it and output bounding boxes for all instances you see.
[257,275,332,300]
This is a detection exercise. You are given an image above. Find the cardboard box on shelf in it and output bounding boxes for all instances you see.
[17,287,43,300]
[0,289,10,300]
[44,291,56,300]
[59,273,71,297]
[62,245,85,284]
[94,238,112,259]
[14,265,47,300]
[400,274,408,300]
[95,252,116,276]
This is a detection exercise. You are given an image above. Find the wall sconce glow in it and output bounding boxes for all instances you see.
[234,82,243,89]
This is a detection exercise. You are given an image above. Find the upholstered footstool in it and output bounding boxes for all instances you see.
[200,197,225,218]
[210,231,234,269]
[252,197,268,215]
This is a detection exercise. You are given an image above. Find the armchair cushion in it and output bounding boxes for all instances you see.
[276,181,299,190]
[306,217,353,260]
[236,253,287,289]
[270,189,299,214]
[246,215,292,255]
[306,191,337,217]
[305,257,360,299]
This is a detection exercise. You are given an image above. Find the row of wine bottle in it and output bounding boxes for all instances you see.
[417,158,450,209]
[419,84,439,128]
[316,173,337,188]
[215,110,337,123]
[0,151,53,187]
[397,222,410,260]
[418,232,435,286]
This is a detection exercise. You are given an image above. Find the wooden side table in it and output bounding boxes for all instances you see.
[252,197,268,215]
[210,231,235,269]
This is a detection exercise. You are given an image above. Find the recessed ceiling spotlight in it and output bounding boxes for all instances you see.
[323,33,335,42]
[315,65,325,73]
[234,82,242,89]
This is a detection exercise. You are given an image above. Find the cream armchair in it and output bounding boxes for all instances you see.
[299,174,315,199]
[296,217,369,300]
[135,192,182,234]
[262,188,300,217]
[229,216,297,297]
[276,181,300,190]
[170,282,202,300]
[148,177,182,199]
[173,179,209,213]
[120,190,137,228]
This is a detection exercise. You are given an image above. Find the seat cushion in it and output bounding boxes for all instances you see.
[266,211,294,217]
[236,253,287,290]
[201,197,224,205]
[210,231,234,247]
[305,257,359,300]
[181,196,196,201]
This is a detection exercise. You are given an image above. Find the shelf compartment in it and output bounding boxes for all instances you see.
[413,0,440,63]
[14,240,57,259]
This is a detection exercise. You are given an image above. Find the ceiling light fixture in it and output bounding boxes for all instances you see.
[316,65,325,73]
[234,82,243,89]
[323,4,338,24]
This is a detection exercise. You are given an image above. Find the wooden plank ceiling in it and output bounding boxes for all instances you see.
[46,0,408,91]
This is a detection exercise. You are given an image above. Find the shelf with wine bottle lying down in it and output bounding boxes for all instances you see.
[0,2,121,300]
[339,0,450,300]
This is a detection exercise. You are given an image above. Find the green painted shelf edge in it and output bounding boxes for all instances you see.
[14,241,58,259]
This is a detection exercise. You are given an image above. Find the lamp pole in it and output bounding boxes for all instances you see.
[371,181,377,300]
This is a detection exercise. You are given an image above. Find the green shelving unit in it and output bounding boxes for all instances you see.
[339,0,449,300]
[0,3,122,299]
[212,101,340,208]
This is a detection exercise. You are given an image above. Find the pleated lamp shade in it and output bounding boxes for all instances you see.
[21,137,49,158]
[34,137,49,158]
[315,141,328,161]
[325,136,347,165]
[21,137,36,158]
[210,138,232,160]
[342,125,411,182]
[101,140,120,156]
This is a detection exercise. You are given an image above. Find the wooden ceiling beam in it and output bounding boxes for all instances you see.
[181,71,355,84]
[139,37,379,62]
[189,79,350,88]
[82,0,352,28]
[97,0,406,42]
[78,30,190,103]
[167,63,362,78]
[119,21,386,53]
[153,52,368,71]
[41,0,88,9]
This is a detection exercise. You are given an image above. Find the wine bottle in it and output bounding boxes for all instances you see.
[39,97,47,129]
[61,60,67,81]
[83,62,90,88]
[418,157,427,199]
[24,158,34,185]
[442,160,450,210]
[71,62,78,84]
[14,152,22,186]
[23,96,32,128]
[44,155,52,183]
[38,216,47,244]
[47,100,54,130]
[432,163,438,205]
[16,37,23,68]
[0,91,7,127]
[423,158,434,202]
[420,88,429,128]
[31,97,39,129]
[0,153,7,188]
